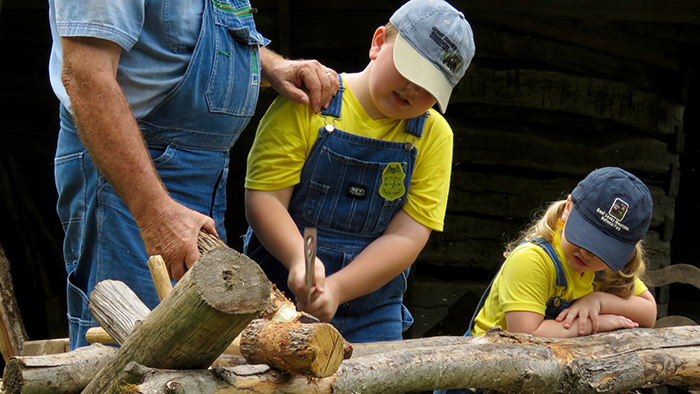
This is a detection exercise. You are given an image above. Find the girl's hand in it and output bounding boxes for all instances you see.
[556,292,603,335]
[597,314,639,332]
[296,277,340,322]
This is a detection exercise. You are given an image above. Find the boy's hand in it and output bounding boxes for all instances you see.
[288,256,326,308]
[556,292,603,335]
[297,277,341,322]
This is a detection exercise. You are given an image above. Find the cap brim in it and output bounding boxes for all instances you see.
[564,205,636,271]
[393,34,452,113]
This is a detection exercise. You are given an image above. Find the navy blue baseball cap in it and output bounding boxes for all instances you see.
[390,0,475,113]
[565,167,653,271]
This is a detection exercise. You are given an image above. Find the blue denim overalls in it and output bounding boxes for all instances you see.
[245,78,428,343]
[54,0,266,349]
[433,238,571,394]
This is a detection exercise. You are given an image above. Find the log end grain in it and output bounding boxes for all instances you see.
[240,320,346,378]
[191,247,270,315]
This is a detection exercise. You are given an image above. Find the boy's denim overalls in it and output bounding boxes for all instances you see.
[54,0,267,349]
[434,238,571,394]
[245,78,428,343]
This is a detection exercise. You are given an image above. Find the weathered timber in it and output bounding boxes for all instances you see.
[88,280,151,345]
[452,67,685,135]
[447,171,672,228]
[3,343,117,394]
[419,219,669,271]
[86,267,346,378]
[471,15,681,71]
[655,316,698,328]
[239,319,345,378]
[1,243,29,362]
[81,246,270,394]
[21,339,69,356]
[451,124,677,175]
[90,326,700,394]
[643,263,700,289]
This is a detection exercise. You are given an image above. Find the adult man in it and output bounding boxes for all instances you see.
[48,0,338,349]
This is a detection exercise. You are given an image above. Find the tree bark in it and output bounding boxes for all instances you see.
[2,343,117,394]
[0,243,29,362]
[90,327,700,394]
[81,246,270,394]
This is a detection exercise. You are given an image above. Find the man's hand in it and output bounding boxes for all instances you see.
[137,198,217,281]
[259,47,339,113]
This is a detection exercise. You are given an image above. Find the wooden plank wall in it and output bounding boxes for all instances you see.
[1,0,699,362]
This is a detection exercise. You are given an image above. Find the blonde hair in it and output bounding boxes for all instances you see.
[505,199,646,297]
[384,22,399,41]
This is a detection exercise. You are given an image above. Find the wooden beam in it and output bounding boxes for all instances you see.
[452,68,685,136]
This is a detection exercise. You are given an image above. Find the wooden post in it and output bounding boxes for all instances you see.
[0,243,29,362]
[81,246,270,394]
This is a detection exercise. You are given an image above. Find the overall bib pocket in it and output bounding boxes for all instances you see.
[205,4,263,116]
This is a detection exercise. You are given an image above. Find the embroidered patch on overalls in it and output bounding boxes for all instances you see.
[347,183,367,200]
[379,162,406,201]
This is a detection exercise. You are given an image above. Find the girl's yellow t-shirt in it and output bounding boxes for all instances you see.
[471,231,649,336]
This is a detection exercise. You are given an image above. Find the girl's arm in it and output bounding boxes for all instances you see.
[557,290,657,334]
[245,187,326,303]
[302,209,431,322]
[507,311,639,338]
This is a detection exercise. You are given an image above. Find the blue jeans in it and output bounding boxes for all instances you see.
[55,107,230,349]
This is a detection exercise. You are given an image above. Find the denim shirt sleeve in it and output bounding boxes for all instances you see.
[54,0,145,50]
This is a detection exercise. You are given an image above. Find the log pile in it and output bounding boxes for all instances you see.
[6,326,700,393]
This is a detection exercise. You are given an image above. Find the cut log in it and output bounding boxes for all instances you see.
[101,326,700,394]
[3,343,117,394]
[1,243,29,362]
[81,246,270,394]
[88,281,347,378]
[88,280,151,345]
[239,319,345,378]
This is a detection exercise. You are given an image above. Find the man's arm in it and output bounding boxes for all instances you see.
[61,36,216,281]
[259,47,339,113]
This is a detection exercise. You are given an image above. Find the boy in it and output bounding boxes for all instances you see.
[244,0,475,342]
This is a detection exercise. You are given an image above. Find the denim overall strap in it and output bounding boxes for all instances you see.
[405,111,429,138]
[138,0,268,151]
[320,74,344,119]
[466,238,569,335]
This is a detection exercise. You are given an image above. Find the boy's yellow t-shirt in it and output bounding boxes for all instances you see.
[245,75,454,231]
[471,231,649,336]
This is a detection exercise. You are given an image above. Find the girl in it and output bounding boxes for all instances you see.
[435,167,657,393]
[470,166,657,339]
